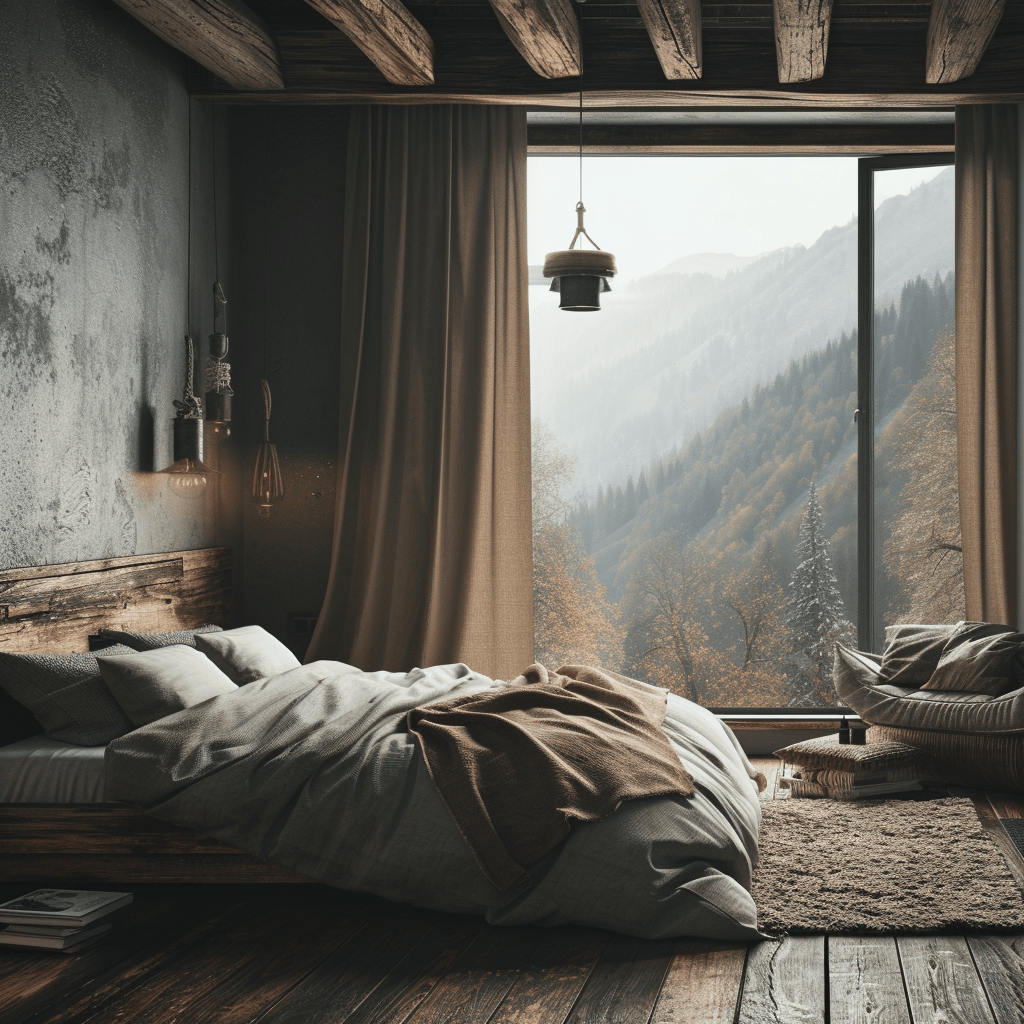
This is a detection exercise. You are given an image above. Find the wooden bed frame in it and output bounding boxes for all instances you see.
[0,547,310,883]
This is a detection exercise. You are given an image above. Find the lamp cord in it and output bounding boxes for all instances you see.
[578,1,583,206]
[264,108,269,384]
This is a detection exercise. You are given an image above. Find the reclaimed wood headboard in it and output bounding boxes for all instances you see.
[0,547,232,654]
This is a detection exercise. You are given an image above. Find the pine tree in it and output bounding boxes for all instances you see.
[785,482,855,704]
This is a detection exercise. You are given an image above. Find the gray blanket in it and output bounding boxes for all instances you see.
[105,661,764,940]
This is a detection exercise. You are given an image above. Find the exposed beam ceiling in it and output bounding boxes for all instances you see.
[635,0,702,80]
[486,0,580,79]
[772,0,835,83]
[157,0,1022,107]
[926,0,1007,83]
[111,0,284,90]
[300,0,435,85]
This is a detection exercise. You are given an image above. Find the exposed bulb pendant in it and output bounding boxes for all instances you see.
[542,0,617,311]
[160,335,218,498]
[252,379,284,517]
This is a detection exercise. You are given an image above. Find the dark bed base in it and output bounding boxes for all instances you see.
[0,806,312,884]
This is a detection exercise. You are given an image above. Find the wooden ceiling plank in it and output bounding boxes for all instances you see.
[110,0,284,90]
[773,0,835,83]
[486,0,580,79]
[301,0,435,86]
[635,0,703,80]
[925,0,1007,84]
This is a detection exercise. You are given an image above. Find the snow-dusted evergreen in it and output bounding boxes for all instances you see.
[785,482,855,704]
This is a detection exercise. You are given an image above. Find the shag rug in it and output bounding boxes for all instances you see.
[751,796,1024,935]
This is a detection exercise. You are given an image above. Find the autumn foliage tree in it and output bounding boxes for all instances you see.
[532,422,621,669]
[883,326,965,623]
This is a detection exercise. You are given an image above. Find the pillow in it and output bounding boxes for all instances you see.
[773,734,931,774]
[0,688,44,747]
[919,632,1024,695]
[97,645,238,727]
[194,625,300,685]
[880,621,1012,687]
[0,646,138,746]
[97,624,223,651]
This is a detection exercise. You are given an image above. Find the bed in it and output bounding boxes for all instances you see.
[0,548,765,940]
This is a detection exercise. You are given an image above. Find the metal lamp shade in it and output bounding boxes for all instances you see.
[252,441,285,517]
[543,249,617,312]
[160,418,218,498]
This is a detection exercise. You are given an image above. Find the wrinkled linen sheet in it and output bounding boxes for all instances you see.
[105,661,764,940]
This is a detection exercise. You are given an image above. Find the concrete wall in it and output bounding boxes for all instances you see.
[228,109,349,656]
[0,0,234,574]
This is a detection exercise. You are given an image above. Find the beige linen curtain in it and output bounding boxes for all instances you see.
[306,106,534,679]
[955,105,1019,626]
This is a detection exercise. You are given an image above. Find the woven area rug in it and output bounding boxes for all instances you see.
[751,796,1024,935]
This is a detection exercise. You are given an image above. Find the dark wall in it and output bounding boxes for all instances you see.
[229,108,349,655]
[0,0,236,574]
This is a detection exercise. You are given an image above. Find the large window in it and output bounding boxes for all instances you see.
[528,154,959,708]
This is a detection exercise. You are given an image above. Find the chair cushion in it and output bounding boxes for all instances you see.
[834,643,1024,735]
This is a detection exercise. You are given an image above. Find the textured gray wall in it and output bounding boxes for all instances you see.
[229,108,348,655]
[0,0,231,571]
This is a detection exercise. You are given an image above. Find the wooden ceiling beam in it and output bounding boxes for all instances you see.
[300,0,434,86]
[486,0,580,79]
[110,0,284,90]
[636,0,703,80]
[925,0,1006,84]
[772,0,835,83]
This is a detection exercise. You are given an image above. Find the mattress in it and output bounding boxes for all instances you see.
[0,735,108,803]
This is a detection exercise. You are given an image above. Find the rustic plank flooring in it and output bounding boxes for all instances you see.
[3,759,1024,1024]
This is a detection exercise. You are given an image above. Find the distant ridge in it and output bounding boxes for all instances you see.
[655,251,769,278]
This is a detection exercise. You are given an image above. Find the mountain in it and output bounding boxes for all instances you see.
[530,167,955,496]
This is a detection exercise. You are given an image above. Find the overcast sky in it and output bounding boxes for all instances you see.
[527,157,948,284]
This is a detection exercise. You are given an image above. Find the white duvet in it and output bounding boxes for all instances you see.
[105,661,763,940]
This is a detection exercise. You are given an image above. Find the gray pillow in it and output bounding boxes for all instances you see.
[880,621,1012,687]
[920,632,1024,695]
[97,645,238,727]
[194,625,300,685]
[0,646,138,746]
[97,624,223,651]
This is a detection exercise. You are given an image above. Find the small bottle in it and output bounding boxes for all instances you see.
[838,716,850,744]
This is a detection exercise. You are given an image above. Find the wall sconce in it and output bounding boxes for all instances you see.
[160,335,218,498]
[252,379,284,516]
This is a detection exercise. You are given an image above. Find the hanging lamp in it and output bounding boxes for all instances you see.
[252,379,284,516]
[543,0,617,311]
[251,110,285,517]
[160,100,217,498]
[205,95,233,436]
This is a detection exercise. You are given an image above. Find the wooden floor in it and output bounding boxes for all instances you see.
[4,759,1024,1024]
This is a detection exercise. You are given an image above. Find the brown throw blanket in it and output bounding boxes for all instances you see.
[407,663,696,891]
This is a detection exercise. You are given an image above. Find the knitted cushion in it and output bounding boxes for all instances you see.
[773,734,931,774]
[97,624,223,651]
[0,688,43,747]
[920,632,1024,696]
[0,646,138,746]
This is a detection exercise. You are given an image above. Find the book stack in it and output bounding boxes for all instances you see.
[0,889,133,952]
[778,766,926,799]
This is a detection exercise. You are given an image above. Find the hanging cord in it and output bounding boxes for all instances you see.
[264,108,270,383]
[174,336,202,418]
[568,1,601,251]
[206,92,232,392]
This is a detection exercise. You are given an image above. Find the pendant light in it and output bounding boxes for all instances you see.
[205,94,233,436]
[543,0,617,311]
[251,110,285,517]
[160,99,217,498]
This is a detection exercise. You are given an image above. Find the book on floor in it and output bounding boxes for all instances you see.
[0,921,113,950]
[0,889,132,928]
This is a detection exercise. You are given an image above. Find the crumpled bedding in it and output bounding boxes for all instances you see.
[105,661,764,940]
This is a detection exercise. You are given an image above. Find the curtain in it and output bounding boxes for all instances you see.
[955,105,1019,626]
[307,106,534,680]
